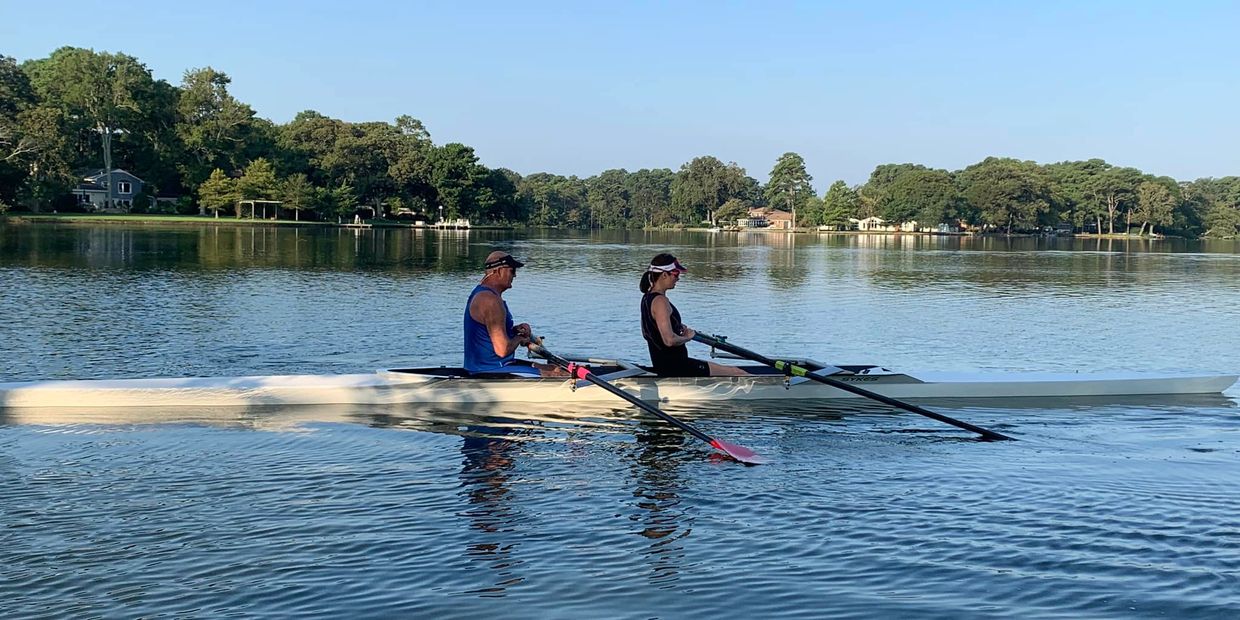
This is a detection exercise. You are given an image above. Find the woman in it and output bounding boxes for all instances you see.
[639,253,749,377]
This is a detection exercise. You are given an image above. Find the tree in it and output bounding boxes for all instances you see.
[473,168,521,223]
[427,143,490,221]
[958,157,1054,233]
[715,197,751,225]
[1,56,41,209]
[626,168,675,227]
[819,180,860,227]
[1,55,37,169]
[670,156,754,226]
[585,168,631,228]
[763,152,814,228]
[197,168,237,217]
[314,181,359,220]
[238,158,278,200]
[1134,180,1176,236]
[858,163,927,223]
[885,167,959,227]
[176,68,256,188]
[1197,176,1240,238]
[117,78,183,198]
[1080,165,1144,234]
[24,47,155,210]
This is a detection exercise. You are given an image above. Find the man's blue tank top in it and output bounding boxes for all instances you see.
[463,284,540,376]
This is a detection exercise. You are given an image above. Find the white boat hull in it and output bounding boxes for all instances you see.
[0,367,1234,409]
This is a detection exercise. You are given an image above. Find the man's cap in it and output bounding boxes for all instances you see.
[484,252,525,270]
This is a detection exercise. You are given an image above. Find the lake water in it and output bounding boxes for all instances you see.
[2,223,1239,618]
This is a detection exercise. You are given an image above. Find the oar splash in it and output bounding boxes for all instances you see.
[529,340,767,464]
[693,333,1014,441]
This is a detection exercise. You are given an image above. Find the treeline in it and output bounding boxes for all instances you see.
[2,47,1239,237]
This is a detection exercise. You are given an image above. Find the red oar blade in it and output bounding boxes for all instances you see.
[710,439,768,465]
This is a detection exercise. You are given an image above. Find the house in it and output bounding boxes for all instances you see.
[852,216,889,231]
[764,208,793,230]
[740,207,794,229]
[738,208,768,228]
[819,220,858,231]
[71,169,144,213]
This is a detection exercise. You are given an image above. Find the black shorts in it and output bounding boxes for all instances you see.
[654,357,711,378]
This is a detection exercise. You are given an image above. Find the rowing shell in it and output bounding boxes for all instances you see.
[0,363,1234,409]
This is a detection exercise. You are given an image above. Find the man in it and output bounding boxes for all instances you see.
[463,250,567,377]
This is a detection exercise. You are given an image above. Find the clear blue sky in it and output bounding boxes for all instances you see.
[4,0,1238,187]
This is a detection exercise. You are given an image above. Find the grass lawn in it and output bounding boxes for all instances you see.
[4,213,328,226]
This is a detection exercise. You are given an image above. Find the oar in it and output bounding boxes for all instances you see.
[692,333,1014,441]
[528,341,766,464]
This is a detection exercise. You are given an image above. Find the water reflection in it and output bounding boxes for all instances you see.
[628,422,691,587]
[457,418,528,596]
[0,223,525,273]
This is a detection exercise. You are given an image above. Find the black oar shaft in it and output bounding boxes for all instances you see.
[570,363,714,443]
[694,334,1014,441]
[529,343,765,463]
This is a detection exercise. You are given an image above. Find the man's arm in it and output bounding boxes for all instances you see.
[469,291,528,357]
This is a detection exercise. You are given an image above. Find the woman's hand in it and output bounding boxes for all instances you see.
[680,326,697,344]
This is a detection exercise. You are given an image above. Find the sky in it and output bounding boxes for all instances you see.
[3,0,1239,187]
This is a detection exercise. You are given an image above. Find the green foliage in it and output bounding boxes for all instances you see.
[1085,166,1145,234]
[517,172,588,227]
[427,143,489,221]
[1196,176,1240,237]
[884,167,959,226]
[858,163,926,221]
[859,163,959,226]
[670,156,755,225]
[176,68,256,187]
[4,47,1239,238]
[625,168,674,227]
[481,168,523,223]
[1134,181,1176,235]
[715,198,751,225]
[24,47,156,207]
[1,56,55,207]
[957,158,1054,233]
[586,169,632,228]
[238,158,279,201]
[173,196,197,215]
[312,182,357,219]
[764,152,814,226]
[280,173,315,218]
[198,168,237,216]
[130,187,156,213]
[819,180,860,226]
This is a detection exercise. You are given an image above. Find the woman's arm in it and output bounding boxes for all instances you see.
[650,295,694,347]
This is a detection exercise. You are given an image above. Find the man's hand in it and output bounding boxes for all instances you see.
[513,323,532,338]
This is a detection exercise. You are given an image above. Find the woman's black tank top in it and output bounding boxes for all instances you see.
[640,292,690,371]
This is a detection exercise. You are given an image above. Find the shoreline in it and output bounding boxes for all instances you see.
[0,215,1172,238]
[1,214,514,230]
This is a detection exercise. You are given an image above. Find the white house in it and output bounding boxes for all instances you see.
[852,216,890,231]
